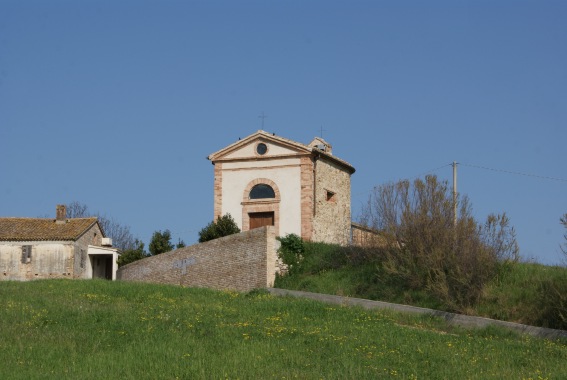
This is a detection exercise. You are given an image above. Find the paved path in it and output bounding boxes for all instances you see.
[267,288,567,340]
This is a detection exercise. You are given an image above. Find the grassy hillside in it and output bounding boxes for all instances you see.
[478,262,567,327]
[274,242,567,329]
[1,280,566,379]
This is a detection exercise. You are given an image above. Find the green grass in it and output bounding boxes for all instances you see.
[1,280,566,379]
[275,262,445,310]
[275,242,567,329]
[478,263,567,326]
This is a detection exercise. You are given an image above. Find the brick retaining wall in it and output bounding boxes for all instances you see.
[117,226,278,292]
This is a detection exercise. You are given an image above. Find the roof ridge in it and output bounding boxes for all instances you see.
[0,216,98,220]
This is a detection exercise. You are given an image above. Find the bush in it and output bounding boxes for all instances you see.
[149,230,174,255]
[533,213,567,329]
[301,241,350,274]
[534,276,567,330]
[360,175,519,312]
[198,214,240,243]
[276,236,364,278]
[276,234,304,275]
[117,240,147,267]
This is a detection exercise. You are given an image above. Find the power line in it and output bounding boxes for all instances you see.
[352,163,453,197]
[411,163,453,180]
[353,161,566,202]
[460,163,567,183]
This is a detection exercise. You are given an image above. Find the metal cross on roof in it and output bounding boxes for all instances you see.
[258,112,267,129]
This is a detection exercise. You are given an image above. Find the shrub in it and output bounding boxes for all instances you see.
[534,276,567,330]
[533,213,567,329]
[276,234,304,275]
[276,236,364,279]
[198,214,240,243]
[149,229,174,255]
[360,175,519,311]
[117,240,147,267]
[301,241,349,274]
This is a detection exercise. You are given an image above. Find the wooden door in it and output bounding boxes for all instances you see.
[249,212,275,229]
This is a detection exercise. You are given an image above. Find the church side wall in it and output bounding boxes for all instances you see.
[117,226,278,292]
[311,158,352,245]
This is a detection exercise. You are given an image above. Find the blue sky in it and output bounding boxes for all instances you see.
[1,1,566,264]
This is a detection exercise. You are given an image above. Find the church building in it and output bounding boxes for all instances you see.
[207,130,355,245]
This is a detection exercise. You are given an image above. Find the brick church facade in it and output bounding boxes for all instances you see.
[207,130,355,245]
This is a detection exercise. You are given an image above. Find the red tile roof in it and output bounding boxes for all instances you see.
[0,218,99,241]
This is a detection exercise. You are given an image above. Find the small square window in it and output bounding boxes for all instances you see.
[326,190,336,202]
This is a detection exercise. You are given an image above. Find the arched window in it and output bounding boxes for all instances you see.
[249,184,275,199]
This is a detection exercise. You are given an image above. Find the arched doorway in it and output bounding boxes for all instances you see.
[241,179,280,233]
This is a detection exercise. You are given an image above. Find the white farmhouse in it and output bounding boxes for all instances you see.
[0,205,120,281]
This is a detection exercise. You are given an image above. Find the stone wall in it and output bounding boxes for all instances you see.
[351,223,386,247]
[73,223,104,278]
[311,158,352,245]
[117,226,279,292]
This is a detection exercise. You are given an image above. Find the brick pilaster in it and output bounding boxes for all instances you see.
[213,163,223,219]
[300,156,314,241]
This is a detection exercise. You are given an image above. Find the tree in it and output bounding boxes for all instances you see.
[66,201,138,251]
[65,201,88,218]
[117,239,148,267]
[198,214,240,243]
[176,239,186,249]
[359,175,519,311]
[149,229,174,255]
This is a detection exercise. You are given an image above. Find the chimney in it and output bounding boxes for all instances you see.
[56,204,67,223]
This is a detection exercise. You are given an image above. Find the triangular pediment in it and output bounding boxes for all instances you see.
[208,130,311,162]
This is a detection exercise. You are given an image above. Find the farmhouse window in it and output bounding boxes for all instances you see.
[21,245,32,264]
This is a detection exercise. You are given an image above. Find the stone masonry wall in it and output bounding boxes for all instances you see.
[117,226,278,292]
[311,158,352,245]
[351,223,386,248]
[73,223,104,278]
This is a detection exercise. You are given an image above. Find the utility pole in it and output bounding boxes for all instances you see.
[453,161,458,227]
